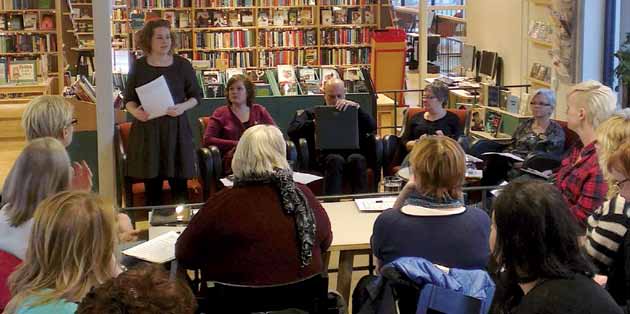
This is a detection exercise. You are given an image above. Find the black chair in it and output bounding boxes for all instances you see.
[205,274,331,314]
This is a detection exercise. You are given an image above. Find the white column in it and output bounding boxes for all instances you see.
[418,0,428,104]
[92,0,117,206]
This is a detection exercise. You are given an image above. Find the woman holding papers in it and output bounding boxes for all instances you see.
[3,191,119,314]
[176,125,332,286]
[202,74,275,174]
[480,88,565,186]
[123,19,201,205]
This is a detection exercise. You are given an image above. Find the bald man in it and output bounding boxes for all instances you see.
[288,78,376,195]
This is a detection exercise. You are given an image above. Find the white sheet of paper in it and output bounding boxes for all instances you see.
[354,197,397,212]
[221,172,323,187]
[134,75,174,120]
[122,230,180,264]
[481,152,524,162]
[466,154,483,163]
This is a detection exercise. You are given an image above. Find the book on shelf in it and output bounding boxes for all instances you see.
[227,11,239,27]
[288,9,298,26]
[470,107,485,131]
[8,15,23,31]
[304,48,317,66]
[320,67,339,83]
[484,110,503,137]
[195,11,210,28]
[332,8,346,24]
[241,10,253,26]
[528,21,552,42]
[7,59,37,84]
[257,11,269,27]
[277,64,298,96]
[273,9,288,27]
[22,12,37,31]
[349,8,362,24]
[299,9,312,25]
[39,14,54,30]
[225,67,243,80]
[363,9,373,24]
[0,58,7,84]
[265,69,281,96]
[244,69,265,83]
[163,11,176,27]
[321,9,332,26]
[298,67,320,95]
[213,11,227,27]
[178,12,190,28]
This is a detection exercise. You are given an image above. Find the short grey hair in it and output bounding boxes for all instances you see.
[531,88,557,110]
[0,137,71,227]
[231,125,289,179]
[427,81,449,104]
[22,96,74,141]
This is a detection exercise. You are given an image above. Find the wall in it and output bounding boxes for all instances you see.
[623,0,630,38]
[580,0,606,82]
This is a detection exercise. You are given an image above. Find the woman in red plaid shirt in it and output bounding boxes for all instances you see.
[555,80,617,230]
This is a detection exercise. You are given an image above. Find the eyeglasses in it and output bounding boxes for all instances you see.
[530,101,552,107]
[614,178,629,190]
[67,118,78,127]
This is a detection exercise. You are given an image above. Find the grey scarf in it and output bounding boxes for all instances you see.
[234,168,317,267]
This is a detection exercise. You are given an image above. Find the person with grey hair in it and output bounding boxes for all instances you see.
[401,80,461,152]
[480,88,565,186]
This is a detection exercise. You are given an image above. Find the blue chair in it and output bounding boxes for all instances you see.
[417,283,482,314]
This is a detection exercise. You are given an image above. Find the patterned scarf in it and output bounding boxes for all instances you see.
[403,191,464,209]
[234,168,317,267]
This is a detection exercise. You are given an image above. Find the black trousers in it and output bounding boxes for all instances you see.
[322,153,368,195]
[144,177,189,206]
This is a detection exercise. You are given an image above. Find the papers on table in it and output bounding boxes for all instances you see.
[122,230,180,264]
[520,167,551,180]
[220,172,323,187]
[481,152,524,162]
[134,75,174,120]
[354,197,397,212]
[465,154,483,163]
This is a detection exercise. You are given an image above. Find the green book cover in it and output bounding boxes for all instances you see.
[38,0,51,9]
[265,69,281,96]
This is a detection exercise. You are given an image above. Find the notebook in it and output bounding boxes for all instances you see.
[314,106,359,150]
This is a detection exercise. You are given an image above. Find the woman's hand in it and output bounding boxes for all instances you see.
[117,213,142,243]
[129,105,149,122]
[71,160,93,191]
[435,130,444,136]
[166,104,186,117]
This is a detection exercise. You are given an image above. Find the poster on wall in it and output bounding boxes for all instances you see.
[551,0,578,84]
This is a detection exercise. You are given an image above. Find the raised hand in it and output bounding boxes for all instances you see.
[71,160,93,191]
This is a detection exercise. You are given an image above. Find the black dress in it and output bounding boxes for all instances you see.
[123,55,201,179]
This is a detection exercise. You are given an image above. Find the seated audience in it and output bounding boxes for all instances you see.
[585,112,630,307]
[77,263,196,314]
[203,74,275,173]
[176,125,332,285]
[555,80,616,228]
[288,78,376,194]
[480,88,565,186]
[372,136,490,269]
[401,81,461,152]
[490,179,622,314]
[3,191,119,314]
[0,138,71,260]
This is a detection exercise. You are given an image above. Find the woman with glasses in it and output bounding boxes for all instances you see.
[585,111,630,308]
[480,88,565,186]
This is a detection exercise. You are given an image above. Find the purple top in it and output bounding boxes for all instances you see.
[202,104,276,155]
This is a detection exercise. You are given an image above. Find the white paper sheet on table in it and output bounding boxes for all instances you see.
[481,152,524,162]
[354,197,397,212]
[465,154,483,163]
[122,230,180,264]
[220,171,323,187]
[134,75,174,120]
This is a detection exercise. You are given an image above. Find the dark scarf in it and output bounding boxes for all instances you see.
[234,168,317,267]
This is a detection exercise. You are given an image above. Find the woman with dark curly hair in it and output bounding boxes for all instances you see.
[490,179,621,314]
[77,263,196,314]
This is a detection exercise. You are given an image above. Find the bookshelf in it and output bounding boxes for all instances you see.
[0,0,64,95]
[525,0,552,91]
[66,0,93,49]
[111,0,386,69]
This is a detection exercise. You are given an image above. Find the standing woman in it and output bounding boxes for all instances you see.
[123,19,201,205]
[202,74,275,174]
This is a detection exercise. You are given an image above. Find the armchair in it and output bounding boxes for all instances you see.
[114,122,203,208]
[382,108,469,177]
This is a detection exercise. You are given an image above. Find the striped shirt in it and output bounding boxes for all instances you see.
[585,195,630,273]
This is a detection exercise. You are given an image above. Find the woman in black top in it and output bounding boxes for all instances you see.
[490,180,622,314]
[123,19,201,205]
[400,80,461,152]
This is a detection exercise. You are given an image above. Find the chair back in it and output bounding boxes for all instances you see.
[198,116,210,146]
[208,274,329,314]
[553,119,579,152]
[0,250,21,311]
[117,122,133,152]
[417,284,482,314]
[404,108,469,136]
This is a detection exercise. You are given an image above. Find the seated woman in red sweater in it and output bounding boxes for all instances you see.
[176,124,332,286]
[202,74,276,173]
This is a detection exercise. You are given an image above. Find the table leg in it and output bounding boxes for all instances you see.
[337,251,354,309]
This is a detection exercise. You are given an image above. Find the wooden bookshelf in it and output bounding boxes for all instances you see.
[0,0,65,94]
[529,76,551,87]
[529,37,552,48]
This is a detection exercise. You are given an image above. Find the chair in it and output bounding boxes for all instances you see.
[205,274,331,314]
[197,117,299,198]
[0,250,21,311]
[417,284,482,314]
[114,122,204,208]
[382,108,469,177]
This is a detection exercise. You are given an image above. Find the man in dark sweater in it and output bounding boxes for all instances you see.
[288,78,376,195]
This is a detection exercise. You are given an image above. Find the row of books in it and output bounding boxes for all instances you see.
[194,0,254,7]
[195,51,254,67]
[320,8,374,26]
[0,13,55,31]
[112,22,130,35]
[195,10,254,27]
[321,28,370,45]
[129,0,192,8]
[163,11,191,28]
[530,62,551,83]
[258,30,316,47]
[0,34,57,53]
[195,30,255,49]
[320,47,369,65]
[176,32,193,49]
[112,8,128,21]
[1,0,52,10]
[258,48,317,67]
[75,21,93,33]
[320,0,375,4]
[258,8,313,27]
[258,0,315,6]
[72,75,96,103]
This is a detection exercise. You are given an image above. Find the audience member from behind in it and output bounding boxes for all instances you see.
[555,80,616,228]
[21,95,91,191]
[288,78,376,195]
[4,191,119,314]
[202,74,276,174]
[490,180,622,314]
[594,109,630,196]
[372,136,490,270]
[0,138,70,260]
[586,140,630,307]
[176,125,332,286]
[77,263,196,314]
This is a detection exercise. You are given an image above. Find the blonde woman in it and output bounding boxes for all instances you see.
[176,125,332,286]
[3,191,118,314]
[595,109,630,196]
[0,138,71,260]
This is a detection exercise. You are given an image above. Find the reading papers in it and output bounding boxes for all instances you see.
[122,230,180,264]
[134,75,175,120]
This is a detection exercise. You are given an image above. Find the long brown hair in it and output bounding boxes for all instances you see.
[226,74,255,107]
[4,191,117,313]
